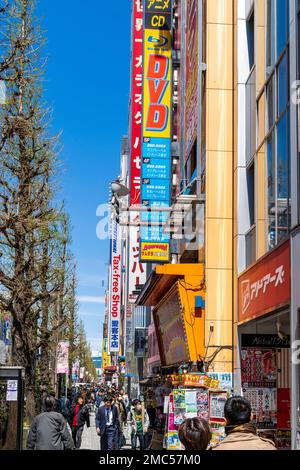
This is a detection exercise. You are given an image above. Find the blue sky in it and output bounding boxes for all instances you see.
[37,0,131,353]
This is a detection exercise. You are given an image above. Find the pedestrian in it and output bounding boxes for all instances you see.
[178,417,212,450]
[213,396,277,450]
[59,393,71,423]
[95,396,119,450]
[114,392,127,448]
[129,399,149,451]
[69,395,90,449]
[27,396,74,450]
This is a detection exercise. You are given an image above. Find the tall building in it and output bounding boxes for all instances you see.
[104,0,300,448]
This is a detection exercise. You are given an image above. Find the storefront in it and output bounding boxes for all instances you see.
[237,240,291,449]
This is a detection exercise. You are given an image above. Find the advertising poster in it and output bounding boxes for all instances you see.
[168,394,176,431]
[243,388,277,429]
[197,391,209,420]
[241,348,277,387]
[277,388,291,429]
[56,341,69,374]
[166,431,183,450]
[209,391,227,423]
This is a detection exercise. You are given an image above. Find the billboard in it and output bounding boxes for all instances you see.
[140,0,172,263]
[108,219,122,353]
[184,0,198,162]
[238,241,290,324]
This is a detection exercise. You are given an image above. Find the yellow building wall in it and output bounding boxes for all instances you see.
[205,0,234,372]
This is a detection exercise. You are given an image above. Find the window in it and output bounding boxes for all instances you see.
[267,133,276,249]
[278,52,289,117]
[266,73,276,131]
[247,163,255,227]
[247,10,255,70]
[246,67,256,163]
[276,0,289,60]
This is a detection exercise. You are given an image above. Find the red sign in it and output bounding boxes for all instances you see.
[130,0,143,205]
[238,241,290,323]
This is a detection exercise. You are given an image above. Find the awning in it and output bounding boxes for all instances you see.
[136,263,203,307]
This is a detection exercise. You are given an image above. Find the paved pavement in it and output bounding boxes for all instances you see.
[80,411,132,450]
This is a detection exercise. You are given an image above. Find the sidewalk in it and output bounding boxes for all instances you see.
[80,411,100,450]
[80,412,132,450]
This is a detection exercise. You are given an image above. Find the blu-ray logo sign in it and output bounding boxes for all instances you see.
[148,35,169,47]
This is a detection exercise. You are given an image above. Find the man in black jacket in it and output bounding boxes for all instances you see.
[95,396,119,450]
[27,396,74,450]
[69,395,90,449]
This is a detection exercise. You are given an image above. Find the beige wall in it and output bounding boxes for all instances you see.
[205,0,234,372]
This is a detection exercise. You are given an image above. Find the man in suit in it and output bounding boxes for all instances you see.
[95,396,119,450]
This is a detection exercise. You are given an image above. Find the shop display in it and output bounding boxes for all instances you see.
[241,335,291,449]
[165,375,228,449]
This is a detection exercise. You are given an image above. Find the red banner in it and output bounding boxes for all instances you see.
[130,0,143,205]
[238,241,290,324]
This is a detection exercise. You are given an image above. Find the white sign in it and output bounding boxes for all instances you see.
[108,218,122,353]
[6,380,18,402]
[128,214,147,303]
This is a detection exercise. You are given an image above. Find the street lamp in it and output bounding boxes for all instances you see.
[111,180,130,198]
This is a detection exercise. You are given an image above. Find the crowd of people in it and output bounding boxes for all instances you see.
[27,384,163,451]
[27,387,277,451]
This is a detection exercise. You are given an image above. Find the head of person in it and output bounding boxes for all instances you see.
[44,395,56,413]
[178,417,212,451]
[76,395,84,406]
[224,396,251,426]
[104,396,113,408]
[156,406,163,416]
[119,389,124,396]
[133,399,142,411]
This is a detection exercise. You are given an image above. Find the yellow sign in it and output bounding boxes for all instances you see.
[143,29,172,139]
[140,241,170,262]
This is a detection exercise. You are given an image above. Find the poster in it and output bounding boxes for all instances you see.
[166,431,183,450]
[168,394,176,431]
[241,348,277,387]
[197,391,209,420]
[209,391,227,423]
[243,388,277,429]
[6,380,18,402]
[56,341,69,374]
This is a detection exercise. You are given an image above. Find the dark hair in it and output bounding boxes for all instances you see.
[76,395,84,404]
[224,396,251,425]
[178,418,212,451]
[132,399,141,406]
[44,395,56,412]
[104,396,113,403]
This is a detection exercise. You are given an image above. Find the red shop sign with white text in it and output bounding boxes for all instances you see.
[238,241,290,324]
[130,0,143,205]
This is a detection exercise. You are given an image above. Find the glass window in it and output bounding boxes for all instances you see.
[247,11,255,69]
[278,52,289,117]
[267,0,276,70]
[267,134,276,249]
[276,0,288,59]
[267,74,276,131]
[257,92,265,148]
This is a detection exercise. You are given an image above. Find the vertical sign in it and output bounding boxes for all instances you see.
[140,0,172,263]
[108,219,122,353]
[56,341,69,374]
[184,0,198,161]
[130,0,143,206]
[129,0,147,300]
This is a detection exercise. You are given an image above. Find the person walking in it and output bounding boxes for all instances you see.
[213,396,276,451]
[95,396,119,450]
[69,395,90,449]
[178,417,212,450]
[130,399,149,451]
[27,396,74,450]
[114,392,127,448]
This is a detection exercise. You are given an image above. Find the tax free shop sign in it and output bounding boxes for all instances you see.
[109,220,122,353]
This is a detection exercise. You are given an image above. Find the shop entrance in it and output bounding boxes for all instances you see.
[239,310,291,449]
